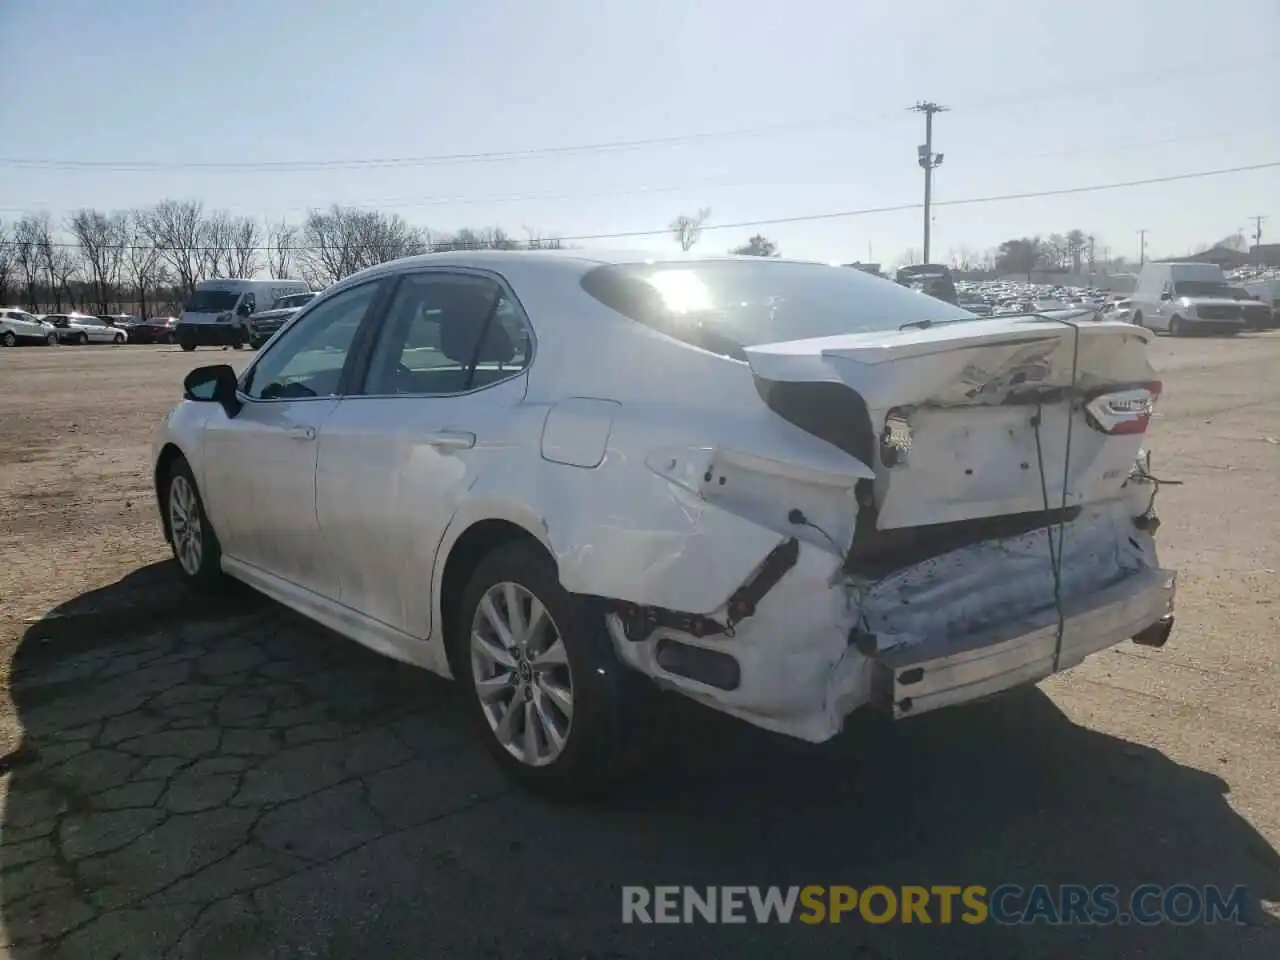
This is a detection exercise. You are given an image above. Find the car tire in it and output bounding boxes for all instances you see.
[164,456,226,591]
[1,331,16,347]
[1131,311,1144,330]
[113,332,125,345]
[75,332,88,345]
[46,332,58,346]
[1169,315,1185,337]
[180,342,196,352]
[166,332,176,345]
[452,541,646,797]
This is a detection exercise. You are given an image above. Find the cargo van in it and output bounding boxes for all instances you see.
[1129,262,1246,336]
[176,278,310,351]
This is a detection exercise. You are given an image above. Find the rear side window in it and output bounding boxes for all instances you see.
[361,273,530,396]
[580,259,973,359]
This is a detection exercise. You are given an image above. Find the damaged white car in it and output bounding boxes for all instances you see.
[153,251,1176,792]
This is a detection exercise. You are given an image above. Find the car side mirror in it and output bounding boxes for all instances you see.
[236,302,252,316]
[1160,291,1173,301]
[183,364,242,418]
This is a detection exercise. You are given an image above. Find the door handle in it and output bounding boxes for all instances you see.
[286,425,317,441]
[423,430,476,450]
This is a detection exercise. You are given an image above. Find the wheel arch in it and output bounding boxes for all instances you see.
[154,442,189,543]
[434,509,557,680]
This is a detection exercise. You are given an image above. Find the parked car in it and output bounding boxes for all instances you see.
[43,312,128,344]
[247,291,318,349]
[1,308,59,346]
[123,315,179,344]
[153,251,1176,793]
[0,308,58,345]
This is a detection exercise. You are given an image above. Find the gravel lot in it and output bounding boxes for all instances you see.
[1,336,1277,959]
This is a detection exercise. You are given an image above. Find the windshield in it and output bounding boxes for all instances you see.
[184,290,240,313]
[1173,281,1231,298]
[580,259,974,359]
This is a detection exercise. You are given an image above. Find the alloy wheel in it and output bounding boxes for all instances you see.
[168,474,204,576]
[470,581,574,767]
[2,331,15,347]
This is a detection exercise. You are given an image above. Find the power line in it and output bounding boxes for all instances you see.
[1,60,1270,173]
[0,130,1253,217]
[2,161,1274,253]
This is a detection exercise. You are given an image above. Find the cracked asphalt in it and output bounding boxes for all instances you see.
[1,338,1278,959]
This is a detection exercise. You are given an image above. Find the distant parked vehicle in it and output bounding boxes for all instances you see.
[123,315,179,344]
[247,291,317,349]
[1129,262,1246,336]
[43,313,128,344]
[1,308,59,346]
[1224,287,1275,331]
[895,264,960,305]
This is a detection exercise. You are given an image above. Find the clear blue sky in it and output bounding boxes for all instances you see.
[1,0,1277,265]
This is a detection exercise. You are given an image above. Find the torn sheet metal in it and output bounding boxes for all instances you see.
[604,497,1168,744]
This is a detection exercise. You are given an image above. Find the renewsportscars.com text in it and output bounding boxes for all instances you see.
[621,884,1248,926]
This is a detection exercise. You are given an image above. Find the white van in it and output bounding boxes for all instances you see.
[1129,262,1246,336]
[176,278,310,351]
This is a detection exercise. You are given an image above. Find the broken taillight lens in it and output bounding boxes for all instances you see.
[1084,381,1162,435]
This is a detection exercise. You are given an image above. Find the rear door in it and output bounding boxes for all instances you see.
[315,270,533,638]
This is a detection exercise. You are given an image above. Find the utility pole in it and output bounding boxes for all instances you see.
[909,102,948,264]
[1087,235,1096,272]
[1251,215,1266,264]
[1137,229,1148,266]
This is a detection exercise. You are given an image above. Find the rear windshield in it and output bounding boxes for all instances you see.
[580,260,974,359]
[185,290,239,312]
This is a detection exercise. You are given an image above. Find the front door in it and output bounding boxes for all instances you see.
[201,279,386,598]
[316,270,533,638]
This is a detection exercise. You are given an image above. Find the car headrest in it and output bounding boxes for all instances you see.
[436,290,515,365]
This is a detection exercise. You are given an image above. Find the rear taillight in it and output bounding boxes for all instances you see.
[1085,381,1162,435]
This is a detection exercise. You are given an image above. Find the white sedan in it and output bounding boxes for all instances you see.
[153,250,1177,793]
[44,313,128,344]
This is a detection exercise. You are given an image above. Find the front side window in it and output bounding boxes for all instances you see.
[361,273,530,396]
[242,281,382,400]
[581,259,974,360]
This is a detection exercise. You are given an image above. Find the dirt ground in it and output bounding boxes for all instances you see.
[0,336,1277,959]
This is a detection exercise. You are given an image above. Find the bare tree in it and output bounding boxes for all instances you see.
[298,206,426,285]
[13,216,44,310]
[124,212,165,318]
[227,216,261,277]
[729,234,778,257]
[198,209,236,279]
[69,209,129,312]
[0,220,14,305]
[670,208,711,252]
[141,200,206,295]
[522,226,564,251]
[26,213,64,311]
[50,247,79,310]
[265,219,297,277]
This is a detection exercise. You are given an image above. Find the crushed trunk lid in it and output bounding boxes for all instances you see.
[746,316,1159,532]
